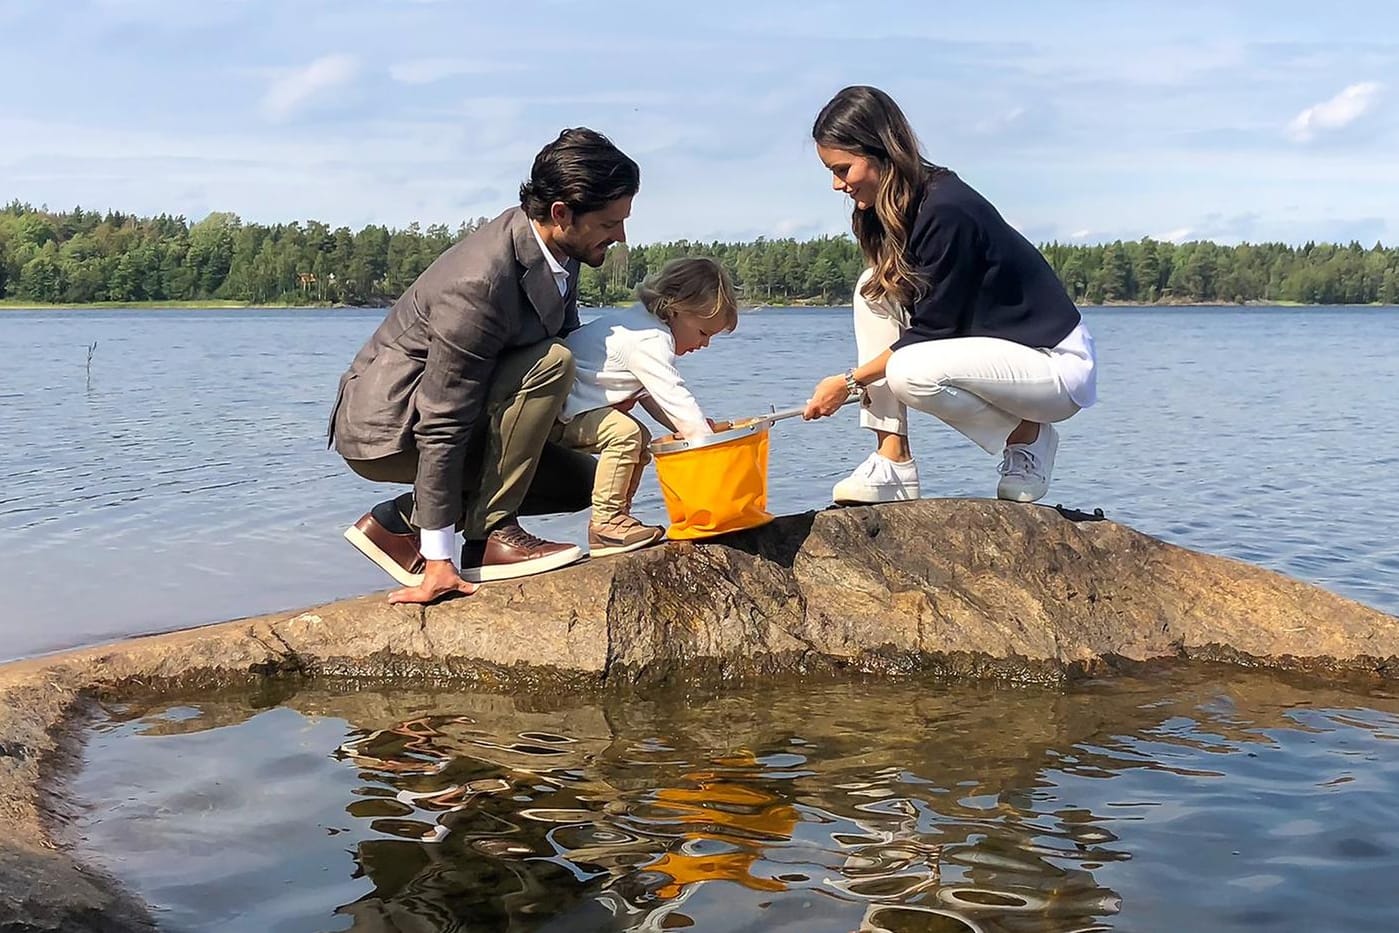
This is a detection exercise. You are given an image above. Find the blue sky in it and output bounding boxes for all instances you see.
[2,0,1395,245]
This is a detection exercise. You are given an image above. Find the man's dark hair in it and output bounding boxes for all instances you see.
[519,128,639,221]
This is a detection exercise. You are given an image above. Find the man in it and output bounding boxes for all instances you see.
[329,128,638,605]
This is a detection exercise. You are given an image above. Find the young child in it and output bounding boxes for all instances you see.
[555,257,738,556]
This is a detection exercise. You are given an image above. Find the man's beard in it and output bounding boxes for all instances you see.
[558,232,611,268]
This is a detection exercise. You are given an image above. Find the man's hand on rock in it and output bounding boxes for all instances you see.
[388,559,477,605]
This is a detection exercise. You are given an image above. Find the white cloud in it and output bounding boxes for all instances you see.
[1154,227,1193,243]
[973,106,1027,135]
[1286,82,1382,142]
[388,58,518,85]
[1070,228,1093,240]
[774,217,827,238]
[260,54,359,122]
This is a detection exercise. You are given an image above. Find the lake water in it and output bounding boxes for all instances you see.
[6,304,1399,931]
[2,305,1396,661]
[75,667,1399,932]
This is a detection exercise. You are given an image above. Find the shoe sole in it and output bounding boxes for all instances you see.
[997,488,1046,503]
[344,525,424,587]
[832,490,921,506]
[461,545,586,584]
[589,536,665,559]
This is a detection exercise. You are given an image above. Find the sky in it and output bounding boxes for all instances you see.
[1,0,1396,246]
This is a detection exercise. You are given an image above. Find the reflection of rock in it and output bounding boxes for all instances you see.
[3,499,1398,930]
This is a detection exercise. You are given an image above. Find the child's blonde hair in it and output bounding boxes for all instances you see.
[636,257,739,334]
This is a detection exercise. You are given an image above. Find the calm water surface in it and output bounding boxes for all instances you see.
[9,304,1397,931]
[2,305,1396,660]
[75,668,1399,932]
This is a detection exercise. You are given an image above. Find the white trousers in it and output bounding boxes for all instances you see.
[854,270,1081,454]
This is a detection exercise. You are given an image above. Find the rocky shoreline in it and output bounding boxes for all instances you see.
[2,498,1395,931]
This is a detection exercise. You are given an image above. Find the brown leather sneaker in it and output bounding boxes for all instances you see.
[343,496,425,586]
[588,514,665,558]
[460,520,585,583]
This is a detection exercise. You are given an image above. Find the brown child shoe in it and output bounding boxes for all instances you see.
[588,514,665,558]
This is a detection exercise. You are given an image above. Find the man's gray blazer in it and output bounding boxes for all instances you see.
[329,207,580,529]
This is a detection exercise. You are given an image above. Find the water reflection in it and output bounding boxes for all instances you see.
[79,667,1399,932]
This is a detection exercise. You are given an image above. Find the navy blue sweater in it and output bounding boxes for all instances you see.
[891,172,1080,351]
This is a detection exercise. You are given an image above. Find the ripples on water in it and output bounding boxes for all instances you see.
[1,306,1397,660]
[75,668,1399,932]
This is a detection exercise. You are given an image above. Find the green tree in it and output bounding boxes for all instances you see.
[185,212,238,297]
[107,252,140,301]
[1059,253,1088,301]
[18,244,64,301]
[1134,238,1162,302]
[1381,267,1399,305]
[1099,241,1131,301]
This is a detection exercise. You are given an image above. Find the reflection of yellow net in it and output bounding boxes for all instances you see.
[647,761,799,899]
[655,431,774,540]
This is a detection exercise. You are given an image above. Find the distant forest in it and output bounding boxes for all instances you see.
[2,201,1397,307]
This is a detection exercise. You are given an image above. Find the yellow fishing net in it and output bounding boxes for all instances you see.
[654,430,774,540]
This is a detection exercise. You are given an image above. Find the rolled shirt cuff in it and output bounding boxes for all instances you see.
[419,526,457,562]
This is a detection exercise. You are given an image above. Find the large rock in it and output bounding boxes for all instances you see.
[1,498,1395,931]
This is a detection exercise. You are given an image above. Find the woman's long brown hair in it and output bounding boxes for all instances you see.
[813,86,947,307]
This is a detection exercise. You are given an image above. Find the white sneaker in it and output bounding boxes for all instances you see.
[832,452,921,505]
[997,423,1059,502]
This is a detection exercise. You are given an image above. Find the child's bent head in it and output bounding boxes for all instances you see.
[638,257,738,354]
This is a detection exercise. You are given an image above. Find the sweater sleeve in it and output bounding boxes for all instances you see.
[623,333,711,439]
[892,204,982,349]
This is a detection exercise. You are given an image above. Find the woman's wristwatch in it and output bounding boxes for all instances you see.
[843,369,861,395]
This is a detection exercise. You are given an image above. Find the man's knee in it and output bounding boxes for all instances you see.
[538,339,576,383]
[504,339,575,398]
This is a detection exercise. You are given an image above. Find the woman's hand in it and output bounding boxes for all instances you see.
[388,559,477,605]
[804,374,851,420]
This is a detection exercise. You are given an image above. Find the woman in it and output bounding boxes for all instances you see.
[803,86,1097,504]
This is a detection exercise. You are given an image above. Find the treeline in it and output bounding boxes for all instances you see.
[2,201,1397,307]
[1041,238,1399,306]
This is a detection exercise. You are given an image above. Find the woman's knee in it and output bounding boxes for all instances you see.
[884,349,924,403]
[886,350,979,420]
[853,268,905,323]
